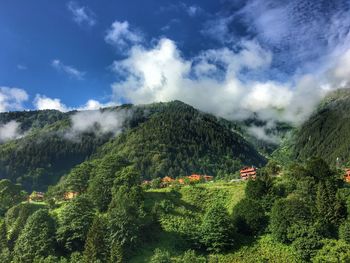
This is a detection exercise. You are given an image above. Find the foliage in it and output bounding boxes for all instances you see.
[5,202,44,249]
[0,179,26,215]
[339,220,350,242]
[108,169,145,261]
[312,239,350,263]
[200,203,236,252]
[56,196,95,252]
[269,198,312,243]
[150,248,172,263]
[13,209,56,263]
[83,216,109,263]
[232,198,267,235]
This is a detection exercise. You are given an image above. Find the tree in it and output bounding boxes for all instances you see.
[0,222,10,263]
[245,177,272,200]
[83,216,109,263]
[270,198,312,243]
[13,209,56,263]
[56,196,95,252]
[339,220,350,242]
[313,239,350,263]
[150,248,171,263]
[5,203,42,249]
[64,162,95,193]
[200,204,235,252]
[232,198,267,235]
[108,185,145,262]
[178,250,206,263]
[0,179,26,215]
[316,180,345,228]
[88,155,129,212]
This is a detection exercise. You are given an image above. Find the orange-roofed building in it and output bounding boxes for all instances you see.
[63,191,79,200]
[162,176,174,183]
[344,168,350,182]
[188,174,202,182]
[240,167,257,180]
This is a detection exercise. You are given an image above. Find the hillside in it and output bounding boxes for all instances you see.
[0,101,266,191]
[93,101,266,180]
[293,89,350,165]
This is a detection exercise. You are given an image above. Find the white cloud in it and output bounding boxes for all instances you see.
[51,59,85,80]
[0,121,23,142]
[110,36,350,132]
[65,109,130,140]
[77,99,115,111]
[33,95,115,113]
[67,1,96,27]
[33,95,69,112]
[105,21,143,50]
[0,87,28,112]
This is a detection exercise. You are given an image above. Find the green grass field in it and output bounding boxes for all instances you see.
[131,181,247,263]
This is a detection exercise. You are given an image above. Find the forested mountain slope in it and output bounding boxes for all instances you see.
[92,101,266,180]
[0,101,266,191]
[293,89,350,165]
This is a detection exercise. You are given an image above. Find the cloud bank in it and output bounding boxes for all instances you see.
[0,121,23,143]
[109,29,350,136]
[33,95,114,112]
[65,109,130,140]
[0,87,28,112]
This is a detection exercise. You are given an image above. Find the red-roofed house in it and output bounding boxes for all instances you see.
[240,167,257,180]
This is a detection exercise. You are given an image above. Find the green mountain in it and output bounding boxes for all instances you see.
[292,89,350,166]
[0,101,266,191]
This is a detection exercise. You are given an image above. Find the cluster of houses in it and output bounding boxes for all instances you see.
[239,167,257,180]
[144,174,214,188]
[27,191,79,203]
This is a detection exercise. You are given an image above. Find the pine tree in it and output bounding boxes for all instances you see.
[13,209,56,263]
[83,216,108,263]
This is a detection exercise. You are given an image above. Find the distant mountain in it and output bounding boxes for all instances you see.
[0,101,266,191]
[292,89,350,166]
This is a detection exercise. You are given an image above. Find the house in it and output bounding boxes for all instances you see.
[28,191,45,202]
[344,168,350,182]
[162,176,174,183]
[63,191,79,200]
[240,167,257,180]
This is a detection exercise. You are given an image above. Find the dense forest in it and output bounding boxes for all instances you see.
[0,101,266,191]
[1,98,350,262]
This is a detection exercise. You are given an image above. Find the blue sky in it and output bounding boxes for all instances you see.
[1,0,350,125]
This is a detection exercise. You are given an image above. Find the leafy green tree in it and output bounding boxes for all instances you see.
[339,220,350,242]
[83,216,109,263]
[270,198,312,243]
[200,204,235,252]
[13,209,56,263]
[5,203,42,249]
[108,184,144,262]
[232,198,267,235]
[245,176,272,200]
[288,223,323,261]
[0,179,26,215]
[88,155,129,212]
[56,196,95,252]
[64,162,95,193]
[0,222,10,263]
[150,248,172,263]
[178,250,206,263]
[316,180,345,228]
[312,239,350,263]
